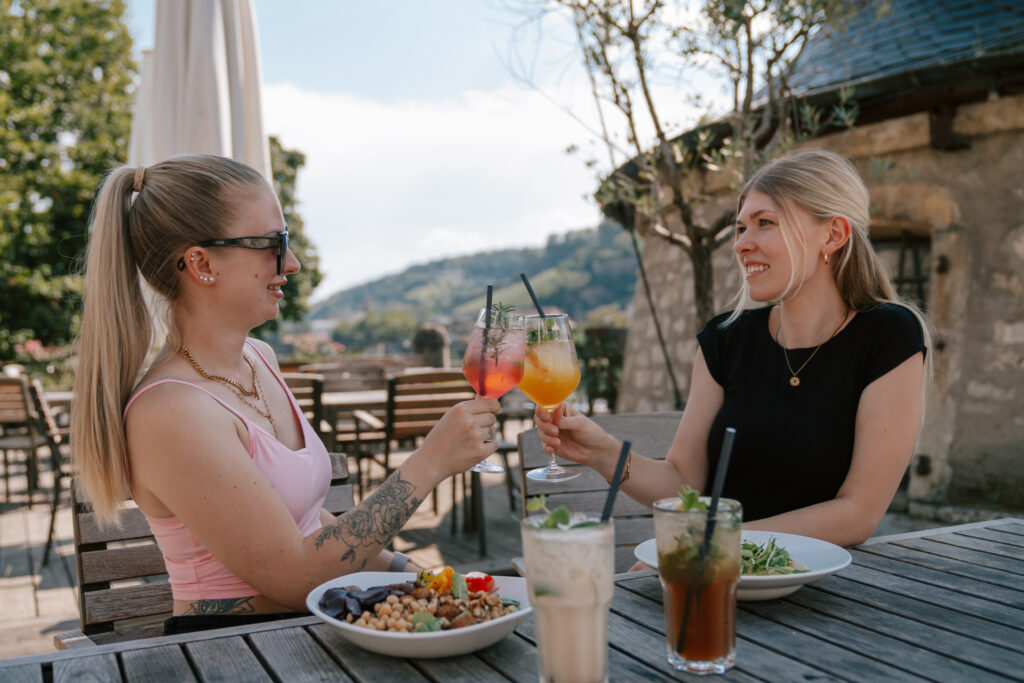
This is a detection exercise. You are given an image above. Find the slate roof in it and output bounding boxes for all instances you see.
[788,0,1024,98]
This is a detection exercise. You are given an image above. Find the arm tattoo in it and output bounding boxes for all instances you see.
[182,598,255,616]
[314,469,422,561]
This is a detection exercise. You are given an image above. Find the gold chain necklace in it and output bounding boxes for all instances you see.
[776,307,850,387]
[178,344,279,437]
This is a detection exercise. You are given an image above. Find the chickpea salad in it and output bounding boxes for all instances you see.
[317,567,520,633]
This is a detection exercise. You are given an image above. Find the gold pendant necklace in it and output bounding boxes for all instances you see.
[178,344,279,438]
[776,307,850,388]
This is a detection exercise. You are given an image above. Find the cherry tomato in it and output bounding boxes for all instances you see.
[464,571,496,593]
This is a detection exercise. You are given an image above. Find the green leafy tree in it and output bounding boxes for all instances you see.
[0,0,135,360]
[253,135,321,337]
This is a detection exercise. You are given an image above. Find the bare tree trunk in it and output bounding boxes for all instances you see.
[691,237,716,329]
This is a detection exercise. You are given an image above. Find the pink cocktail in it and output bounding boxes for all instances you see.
[461,306,525,473]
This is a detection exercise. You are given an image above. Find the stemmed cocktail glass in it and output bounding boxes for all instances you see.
[461,305,526,473]
[519,314,581,482]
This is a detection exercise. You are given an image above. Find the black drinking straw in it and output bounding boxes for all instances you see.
[676,427,737,654]
[479,285,493,397]
[519,273,546,318]
[600,440,632,522]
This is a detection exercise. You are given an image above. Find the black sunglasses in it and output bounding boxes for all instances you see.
[176,229,289,275]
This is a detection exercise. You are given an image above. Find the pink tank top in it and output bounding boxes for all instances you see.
[123,341,331,601]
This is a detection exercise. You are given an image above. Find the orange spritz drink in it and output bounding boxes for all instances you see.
[521,314,581,482]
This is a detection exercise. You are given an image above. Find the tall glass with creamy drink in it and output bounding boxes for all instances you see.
[521,513,614,683]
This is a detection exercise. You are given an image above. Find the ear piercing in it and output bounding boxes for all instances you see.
[199,274,215,283]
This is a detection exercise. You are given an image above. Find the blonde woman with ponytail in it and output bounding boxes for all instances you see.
[72,155,500,634]
[536,150,929,547]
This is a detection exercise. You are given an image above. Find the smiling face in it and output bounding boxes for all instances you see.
[216,183,300,324]
[733,190,827,303]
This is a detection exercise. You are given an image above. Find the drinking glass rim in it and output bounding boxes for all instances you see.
[652,497,742,515]
[520,513,611,531]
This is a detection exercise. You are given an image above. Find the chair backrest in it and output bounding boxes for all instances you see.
[281,372,325,441]
[385,369,476,449]
[298,361,395,392]
[517,411,683,572]
[0,374,38,429]
[71,453,355,644]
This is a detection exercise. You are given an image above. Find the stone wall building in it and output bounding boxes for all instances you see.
[615,0,1024,518]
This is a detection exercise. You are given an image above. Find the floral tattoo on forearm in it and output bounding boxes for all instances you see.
[314,469,422,566]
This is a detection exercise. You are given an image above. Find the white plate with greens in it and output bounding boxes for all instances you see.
[634,530,852,601]
[307,572,532,658]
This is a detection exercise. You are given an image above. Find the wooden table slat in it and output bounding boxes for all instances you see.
[184,637,274,682]
[925,532,1024,561]
[787,585,1024,675]
[838,563,1024,628]
[248,627,354,683]
[856,542,1024,592]
[895,537,1024,576]
[121,644,196,682]
[813,575,1024,653]
[744,595,1014,682]
[956,526,1024,548]
[474,633,558,683]
[850,547,1024,608]
[307,623,427,681]
[53,653,121,683]
[0,663,44,683]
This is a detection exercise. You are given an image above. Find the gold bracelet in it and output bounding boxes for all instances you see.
[608,448,633,484]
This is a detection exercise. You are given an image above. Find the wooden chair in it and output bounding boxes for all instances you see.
[0,375,50,504]
[25,379,72,567]
[516,411,683,573]
[55,453,355,650]
[281,372,326,445]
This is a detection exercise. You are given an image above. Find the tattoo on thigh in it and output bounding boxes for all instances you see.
[314,470,422,558]
[182,598,256,616]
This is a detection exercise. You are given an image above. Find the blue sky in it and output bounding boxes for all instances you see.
[124,1,716,300]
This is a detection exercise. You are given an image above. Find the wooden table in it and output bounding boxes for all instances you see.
[4,518,1021,681]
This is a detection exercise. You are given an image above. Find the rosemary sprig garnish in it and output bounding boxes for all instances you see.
[485,302,515,363]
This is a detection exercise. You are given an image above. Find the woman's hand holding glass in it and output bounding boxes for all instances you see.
[418,397,502,479]
[534,403,622,475]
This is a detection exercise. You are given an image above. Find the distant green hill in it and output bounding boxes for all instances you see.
[310,221,638,325]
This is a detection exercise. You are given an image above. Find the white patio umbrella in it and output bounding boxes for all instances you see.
[128,0,270,179]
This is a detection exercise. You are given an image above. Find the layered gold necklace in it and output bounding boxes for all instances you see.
[178,344,278,437]
[776,306,851,387]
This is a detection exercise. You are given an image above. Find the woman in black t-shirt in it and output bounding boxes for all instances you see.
[536,150,929,546]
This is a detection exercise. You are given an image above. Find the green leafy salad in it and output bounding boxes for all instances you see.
[741,537,808,576]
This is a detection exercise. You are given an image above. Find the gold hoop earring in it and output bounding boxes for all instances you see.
[824,252,830,265]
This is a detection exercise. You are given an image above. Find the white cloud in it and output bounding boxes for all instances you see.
[262,81,605,300]
[262,66,720,302]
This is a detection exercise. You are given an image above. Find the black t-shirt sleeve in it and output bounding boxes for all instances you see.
[861,304,927,385]
[697,311,737,387]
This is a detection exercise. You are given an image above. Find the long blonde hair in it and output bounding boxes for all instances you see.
[71,154,266,523]
[728,151,930,347]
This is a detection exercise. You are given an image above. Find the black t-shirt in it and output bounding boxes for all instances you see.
[697,303,926,522]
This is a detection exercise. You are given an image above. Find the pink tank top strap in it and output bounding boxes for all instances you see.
[123,378,249,425]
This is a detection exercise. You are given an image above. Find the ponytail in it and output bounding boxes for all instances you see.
[72,168,153,523]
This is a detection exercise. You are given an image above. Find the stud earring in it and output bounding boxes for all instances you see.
[190,254,196,262]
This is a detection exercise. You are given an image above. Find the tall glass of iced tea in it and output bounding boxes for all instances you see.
[653,496,742,675]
